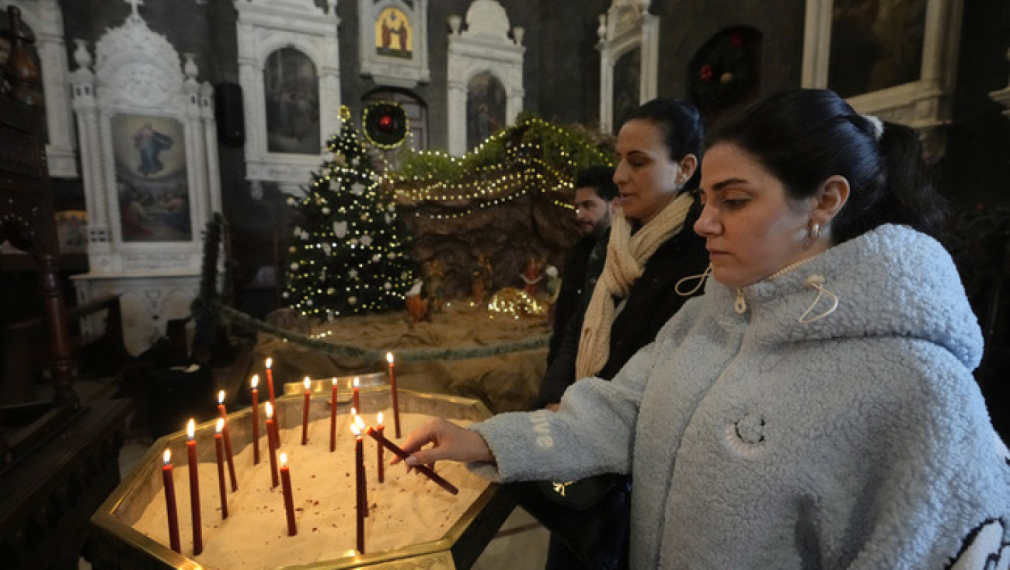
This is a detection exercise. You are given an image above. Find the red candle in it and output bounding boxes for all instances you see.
[265,402,279,488]
[329,377,338,452]
[214,419,229,519]
[279,453,298,536]
[376,413,385,484]
[217,391,238,492]
[162,449,181,553]
[266,357,279,439]
[351,424,365,554]
[251,375,261,465]
[387,352,401,438]
[352,376,361,412]
[186,419,203,555]
[301,377,311,445]
[360,418,459,495]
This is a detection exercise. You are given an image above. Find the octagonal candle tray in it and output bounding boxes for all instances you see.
[87,388,515,570]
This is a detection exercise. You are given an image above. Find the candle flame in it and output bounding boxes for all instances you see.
[354,415,366,430]
[266,357,272,369]
[331,377,337,386]
[251,374,259,389]
[386,352,394,364]
[350,407,356,416]
[304,376,311,390]
[216,418,224,433]
[377,412,384,426]
[187,419,195,439]
[280,453,288,468]
[163,449,171,465]
[353,377,360,389]
[266,401,274,419]
[218,390,225,404]
[350,423,361,436]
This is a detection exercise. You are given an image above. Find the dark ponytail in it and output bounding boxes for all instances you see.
[624,98,706,191]
[707,88,949,242]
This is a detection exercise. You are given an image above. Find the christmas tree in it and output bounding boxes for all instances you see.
[283,106,415,319]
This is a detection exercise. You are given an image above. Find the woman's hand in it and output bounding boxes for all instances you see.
[391,418,494,468]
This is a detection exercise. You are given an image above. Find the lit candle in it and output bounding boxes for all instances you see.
[279,453,297,536]
[352,376,361,412]
[349,422,365,554]
[265,402,279,488]
[266,357,279,439]
[301,377,311,445]
[217,391,238,492]
[329,377,338,452]
[251,375,261,465]
[186,419,203,555]
[162,449,181,553]
[359,416,459,495]
[214,419,229,519]
[387,352,401,438]
[376,413,385,484]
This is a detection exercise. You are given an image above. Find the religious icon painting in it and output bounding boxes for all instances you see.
[375,6,413,59]
[111,114,192,242]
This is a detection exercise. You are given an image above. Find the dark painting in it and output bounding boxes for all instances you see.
[466,71,506,151]
[828,0,927,98]
[613,47,640,131]
[265,47,320,154]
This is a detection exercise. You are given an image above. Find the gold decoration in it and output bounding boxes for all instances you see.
[486,287,547,319]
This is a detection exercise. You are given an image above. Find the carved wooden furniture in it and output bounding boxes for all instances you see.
[0,6,132,569]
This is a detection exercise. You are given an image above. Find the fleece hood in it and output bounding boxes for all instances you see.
[703,224,983,371]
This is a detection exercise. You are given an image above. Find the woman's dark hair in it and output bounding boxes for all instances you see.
[706,88,948,242]
[623,98,706,190]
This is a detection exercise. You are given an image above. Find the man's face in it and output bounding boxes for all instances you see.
[574,187,613,236]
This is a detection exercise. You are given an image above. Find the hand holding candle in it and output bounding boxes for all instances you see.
[356,416,459,495]
[162,449,181,553]
[186,419,203,555]
[251,375,261,465]
[214,419,229,519]
[301,376,311,445]
[217,391,238,491]
[279,453,297,536]
[387,352,401,438]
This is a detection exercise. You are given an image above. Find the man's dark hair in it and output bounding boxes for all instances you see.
[574,165,618,201]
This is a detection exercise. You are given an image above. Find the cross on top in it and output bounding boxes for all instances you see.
[124,0,143,17]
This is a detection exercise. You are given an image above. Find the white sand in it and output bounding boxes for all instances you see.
[131,410,488,569]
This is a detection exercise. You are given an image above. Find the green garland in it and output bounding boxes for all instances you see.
[213,301,549,363]
[390,112,614,186]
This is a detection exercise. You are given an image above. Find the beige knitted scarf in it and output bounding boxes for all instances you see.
[575,192,694,379]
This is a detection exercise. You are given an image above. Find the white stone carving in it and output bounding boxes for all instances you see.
[990,49,1010,119]
[69,4,221,355]
[9,0,78,177]
[359,0,430,89]
[596,0,658,135]
[235,0,341,197]
[802,0,965,160]
[446,0,525,155]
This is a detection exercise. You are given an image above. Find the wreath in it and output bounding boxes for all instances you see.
[362,101,409,149]
[688,28,759,115]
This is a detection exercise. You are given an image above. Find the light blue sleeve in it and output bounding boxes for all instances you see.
[468,340,660,482]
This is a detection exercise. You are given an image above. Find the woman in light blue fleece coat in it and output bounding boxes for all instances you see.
[395,89,1010,569]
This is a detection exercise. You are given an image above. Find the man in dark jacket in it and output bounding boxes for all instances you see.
[547,166,619,366]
